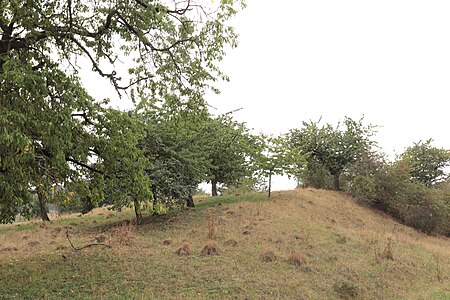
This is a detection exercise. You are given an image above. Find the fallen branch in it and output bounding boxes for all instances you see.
[65,229,112,251]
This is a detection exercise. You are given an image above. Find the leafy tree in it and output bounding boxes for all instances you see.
[288,117,375,190]
[256,135,306,197]
[0,0,242,223]
[140,103,209,208]
[204,113,258,196]
[400,139,450,187]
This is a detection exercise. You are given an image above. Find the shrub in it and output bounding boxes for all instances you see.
[348,155,448,235]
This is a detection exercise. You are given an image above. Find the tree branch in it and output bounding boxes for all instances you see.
[66,156,104,176]
[65,229,112,251]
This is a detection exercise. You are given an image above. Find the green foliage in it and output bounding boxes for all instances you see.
[0,0,242,222]
[288,117,375,190]
[140,104,209,208]
[348,151,450,235]
[255,135,307,195]
[400,139,450,187]
[203,113,259,195]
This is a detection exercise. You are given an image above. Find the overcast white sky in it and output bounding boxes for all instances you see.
[84,0,450,191]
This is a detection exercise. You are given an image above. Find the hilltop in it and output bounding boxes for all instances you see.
[0,189,449,299]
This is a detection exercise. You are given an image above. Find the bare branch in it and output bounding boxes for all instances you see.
[65,230,112,251]
[65,156,104,175]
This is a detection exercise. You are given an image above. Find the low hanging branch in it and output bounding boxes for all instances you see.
[65,229,112,251]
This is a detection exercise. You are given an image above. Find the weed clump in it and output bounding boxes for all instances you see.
[175,242,192,256]
[333,280,359,299]
[113,223,135,246]
[163,238,173,245]
[225,239,238,247]
[288,251,307,266]
[260,249,276,262]
[383,237,394,260]
[201,240,219,256]
[207,213,216,239]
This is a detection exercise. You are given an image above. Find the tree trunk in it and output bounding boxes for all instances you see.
[268,172,272,198]
[37,187,50,222]
[186,193,195,208]
[151,185,158,208]
[333,172,341,191]
[134,199,142,225]
[212,181,218,197]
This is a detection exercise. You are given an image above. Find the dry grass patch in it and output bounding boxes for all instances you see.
[1,189,449,299]
[112,223,135,246]
[162,238,173,245]
[175,241,192,256]
[259,249,277,262]
[225,239,238,247]
[288,251,307,266]
[201,240,219,256]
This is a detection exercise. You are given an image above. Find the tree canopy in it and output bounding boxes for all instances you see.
[0,0,243,223]
[400,139,450,187]
[288,117,375,190]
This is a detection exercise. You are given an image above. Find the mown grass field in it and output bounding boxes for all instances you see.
[0,189,449,299]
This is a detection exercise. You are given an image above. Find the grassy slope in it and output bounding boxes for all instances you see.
[0,189,449,300]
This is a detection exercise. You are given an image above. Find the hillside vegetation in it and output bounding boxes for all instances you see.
[0,189,449,299]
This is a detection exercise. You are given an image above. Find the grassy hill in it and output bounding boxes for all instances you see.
[0,189,449,299]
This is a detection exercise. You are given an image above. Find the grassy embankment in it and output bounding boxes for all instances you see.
[0,189,449,299]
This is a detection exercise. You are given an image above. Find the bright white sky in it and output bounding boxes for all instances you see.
[84,0,450,191]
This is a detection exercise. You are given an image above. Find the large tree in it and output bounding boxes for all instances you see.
[140,103,210,208]
[288,117,375,191]
[0,0,243,223]
[204,113,258,196]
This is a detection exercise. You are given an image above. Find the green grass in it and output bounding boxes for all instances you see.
[0,189,449,299]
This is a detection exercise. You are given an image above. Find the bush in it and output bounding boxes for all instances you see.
[348,156,448,235]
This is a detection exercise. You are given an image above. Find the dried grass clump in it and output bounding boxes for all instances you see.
[374,236,394,261]
[383,237,394,260]
[201,240,219,256]
[163,238,173,245]
[113,224,135,246]
[28,241,40,247]
[225,239,238,247]
[95,235,107,243]
[288,251,307,266]
[175,242,192,256]
[260,249,277,262]
[207,213,216,239]
[0,247,18,252]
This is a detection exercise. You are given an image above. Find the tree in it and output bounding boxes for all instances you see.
[255,135,306,197]
[400,139,450,187]
[204,113,258,196]
[140,103,210,208]
[288,117,375,191]
[0,0,242,223]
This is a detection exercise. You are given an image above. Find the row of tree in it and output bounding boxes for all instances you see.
[1,1,448,236]
[0,0,245,224]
